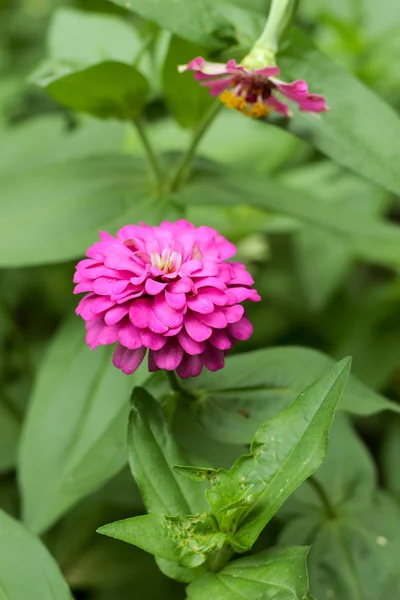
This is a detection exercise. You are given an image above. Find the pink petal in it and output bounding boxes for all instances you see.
[90,297,115,314]
[199,287,228,306]
[129,298,152,329]
[228,316,253,340]
[194,277,227,291]
[202,344,225,372]
[178,329,205,355]
[254,66,281,77]
[223,304,244,324]
[154,294,184,329]
[104,305,129,325]
[298,93,328,113]
[147,309,169,334]
[112,344,146,375]
[176,354,203,379]
[187,294,214,314]
[85,320,104,349]
[140,330,167,351]
[148,351,157,372]
[145,279,167,295]
[153,339,184,371]
[184,312,212,342]
[275,79,309,101]
[202,308,228,329]
[267,93,291,117]
[74,281,93,294]
[118,322,142,350]
[167,277,194,293]
[227,286,258,303]
[209,330,231,351]
[201,77,233,96]
[165,290,187,310]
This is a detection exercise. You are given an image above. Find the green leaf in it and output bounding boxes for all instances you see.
[0,154,171,267]
[108,0,235,51]
[33,7,142,78]
[128,387,209,582]
[128,387,208,516]
[42,61,149,120]
[181,346,398,444]
[281,162,387,310]
[0,509,73,599]
[162,36,214,128]
[229,358,351,548]
[98,513,228,568]
[382,417,400,498]
[187,546,311,600]
[0,398,20,473]
[278,28,400,196]
[280,417,400,599]
[19,317,149,533]
[178,163,400,271]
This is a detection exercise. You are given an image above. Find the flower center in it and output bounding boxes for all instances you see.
[219,75,272,119]
[150,248,182,274]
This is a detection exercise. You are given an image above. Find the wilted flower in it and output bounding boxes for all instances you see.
[179,57,327,118]
[74,221,260,378]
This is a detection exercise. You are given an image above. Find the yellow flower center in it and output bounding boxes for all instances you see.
[219,90,271,119]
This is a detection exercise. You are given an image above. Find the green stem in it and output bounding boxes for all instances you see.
[243,0,299,67]
[133,119,164,190]
[209,542,234,572]
[166,370,182,394]
[308,475,337,519]
[168,101,221,192]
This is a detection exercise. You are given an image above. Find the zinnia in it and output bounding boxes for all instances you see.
[179,57,327,118]
[74,221,260,378]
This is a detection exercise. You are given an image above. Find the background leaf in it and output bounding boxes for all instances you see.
[162,36,214,128]
[279,416,400,599]
[279,29,400,196]
[187,546,311,600]
[43,61,149,120]
[0,398,20,473]
[0,155,169,267]
[0,509,73,599]
[232,358,351,548]
[19,317,149,533]
[181,346,398,444]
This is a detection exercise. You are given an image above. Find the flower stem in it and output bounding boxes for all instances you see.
[133,119,164,190]
[168,100,221,192]
[166,370,182,394]
[209,541,234,572]
[250,0,299,60]
[308,475,337,519]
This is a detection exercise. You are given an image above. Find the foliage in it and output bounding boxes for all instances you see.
[1,0,400,598]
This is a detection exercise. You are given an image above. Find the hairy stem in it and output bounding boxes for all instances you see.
[168,101,221,192]
[133,119,164,190]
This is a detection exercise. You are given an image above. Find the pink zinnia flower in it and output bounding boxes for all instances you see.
[179,57,328,118]
[74,221,260,378]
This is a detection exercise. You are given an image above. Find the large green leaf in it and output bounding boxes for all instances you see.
[181,347,398,444]
[108,0,235,51]
[128,387,208,582]
[98,512,228,568]
[0,154,167,267]
[280,162,387,310]
[232,358,351,548]
[278,29,400,196]
[0,398,20,473]
[187,546,311,600]
[382,417,400,499]
[32,7,142,79]
[0,509,73,599]
[128,388,207,516]
[280,418,400,599]
[178,164,400,271]
[43,61,149,120]
[19,317,148,534]
[162,36,214,128]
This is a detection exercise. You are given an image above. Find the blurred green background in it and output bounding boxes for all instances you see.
[1,0,400,598]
